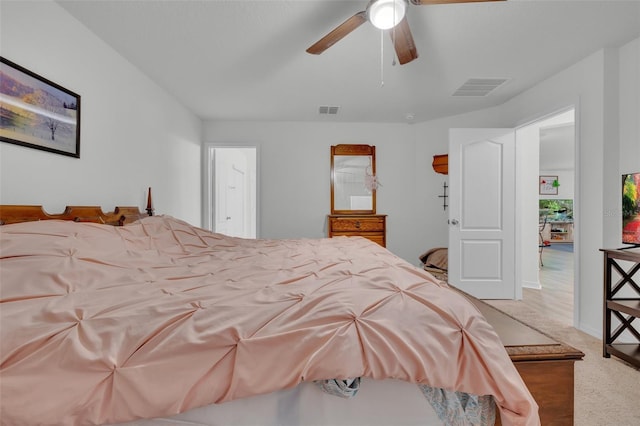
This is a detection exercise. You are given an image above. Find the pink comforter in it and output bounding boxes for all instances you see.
[0,216,539,425]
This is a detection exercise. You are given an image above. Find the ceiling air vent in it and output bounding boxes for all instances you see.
[452,78,509,97]
[319,105,340,115]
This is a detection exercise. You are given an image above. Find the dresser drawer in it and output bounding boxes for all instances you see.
[329,216,385,232]
[359,234,385,246]
[328,215,386,247]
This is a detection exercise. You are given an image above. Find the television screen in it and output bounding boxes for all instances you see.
[622,172,640,245]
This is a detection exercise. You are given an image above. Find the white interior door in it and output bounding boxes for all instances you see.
[214,152,230,235]
[211,147,256,238]
[448,128,516,299]
[226,164,245,237]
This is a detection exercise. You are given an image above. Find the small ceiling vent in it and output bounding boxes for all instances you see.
[319,105,340,115]
[452,78,509,97]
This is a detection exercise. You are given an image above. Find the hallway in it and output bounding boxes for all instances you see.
[526,244,574,326]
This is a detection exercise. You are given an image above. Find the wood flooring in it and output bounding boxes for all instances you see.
[525,244,574,326]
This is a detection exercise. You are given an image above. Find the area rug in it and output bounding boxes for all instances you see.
[545,243,573,253]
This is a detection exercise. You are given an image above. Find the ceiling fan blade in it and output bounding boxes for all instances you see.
[306,11,367,55]
[410,0,505,5]
[390,17,418,65]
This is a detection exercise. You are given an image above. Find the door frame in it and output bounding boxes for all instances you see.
[202,144,260,237]
[448,104,579,324]
[513,104,579,327]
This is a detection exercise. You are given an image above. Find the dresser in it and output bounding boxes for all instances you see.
[600,247,640,368]
[328,214,386,247]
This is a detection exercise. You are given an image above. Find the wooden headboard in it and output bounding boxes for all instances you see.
[0,205,148,226]
[0,189,154,226]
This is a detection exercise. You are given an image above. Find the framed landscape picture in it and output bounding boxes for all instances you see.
[0,57,80,158]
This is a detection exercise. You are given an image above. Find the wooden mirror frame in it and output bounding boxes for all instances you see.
[330,144,376,215]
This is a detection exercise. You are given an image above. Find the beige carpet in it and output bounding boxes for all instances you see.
[484,299,640,426]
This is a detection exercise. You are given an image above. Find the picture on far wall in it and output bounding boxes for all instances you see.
[539,175,559,195]
[0,56,80,158]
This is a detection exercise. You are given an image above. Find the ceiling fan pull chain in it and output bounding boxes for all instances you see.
[380,29,385,87]
[392,30,397,66]
[392,4,397,66]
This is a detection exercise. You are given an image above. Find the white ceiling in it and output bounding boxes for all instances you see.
[56,0,640,123]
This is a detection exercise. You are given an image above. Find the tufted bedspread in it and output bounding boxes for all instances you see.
[0,216,539,425]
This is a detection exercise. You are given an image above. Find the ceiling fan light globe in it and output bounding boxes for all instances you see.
[368,0,406,30]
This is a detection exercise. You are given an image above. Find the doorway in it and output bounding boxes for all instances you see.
[204,146,257,238]
[521,108,576,326]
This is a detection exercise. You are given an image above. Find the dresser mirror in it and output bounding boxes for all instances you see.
[331,144,376,215]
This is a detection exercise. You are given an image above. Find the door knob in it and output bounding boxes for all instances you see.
[450,219,459,225]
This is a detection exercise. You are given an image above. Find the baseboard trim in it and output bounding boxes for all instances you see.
[522,280,542,290]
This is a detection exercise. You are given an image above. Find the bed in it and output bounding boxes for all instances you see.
[418,248,584,425]
[0,204,540,426]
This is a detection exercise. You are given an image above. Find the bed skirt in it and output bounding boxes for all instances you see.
[111,378,445,426]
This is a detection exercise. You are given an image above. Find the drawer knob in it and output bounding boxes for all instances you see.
[355,221,361,228]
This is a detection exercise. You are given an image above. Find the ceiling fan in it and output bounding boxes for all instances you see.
[306,0,504,65]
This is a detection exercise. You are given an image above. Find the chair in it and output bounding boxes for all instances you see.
[538,216,548,267]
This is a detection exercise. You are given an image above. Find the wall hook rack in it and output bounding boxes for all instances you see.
[439,182,448,211]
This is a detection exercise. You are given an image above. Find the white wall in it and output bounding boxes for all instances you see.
[613,38,640,327]
[618,37,640,231]
[515,124,543,291]
[204,121,428,264]
[204,107,509,265]
[619,38,640,175]
[0,0,202,225]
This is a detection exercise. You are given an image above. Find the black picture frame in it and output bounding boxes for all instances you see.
[0,57,81,158]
